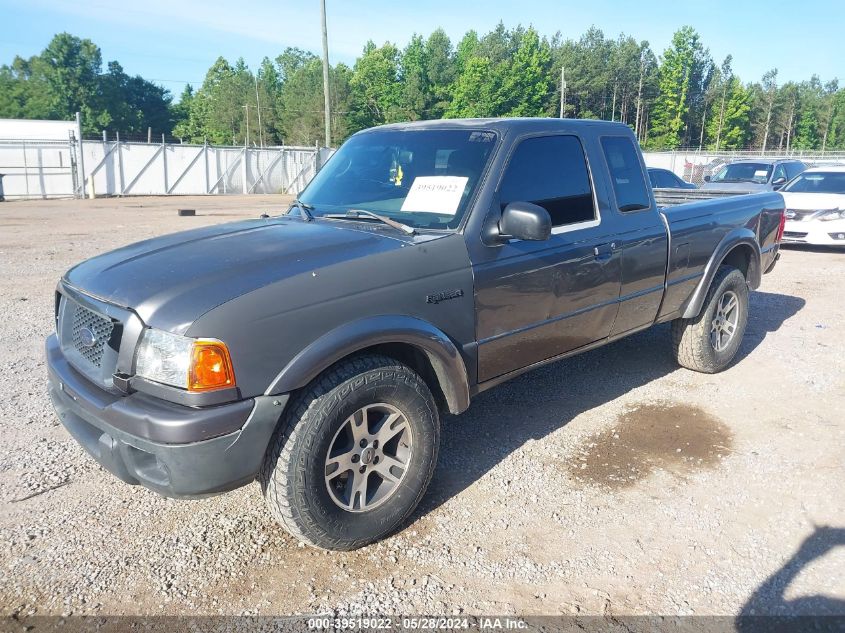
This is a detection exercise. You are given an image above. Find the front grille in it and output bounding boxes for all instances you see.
[783,231,808,239]
[69,302,114,368]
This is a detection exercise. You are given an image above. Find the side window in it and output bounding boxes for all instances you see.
[773,164,787,182]
[601,136,651,211]
[500,135,596,228]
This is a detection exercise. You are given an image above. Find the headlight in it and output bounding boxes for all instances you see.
[135,328,235,392]
[818,209,845,221]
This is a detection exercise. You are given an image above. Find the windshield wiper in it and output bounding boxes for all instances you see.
[324,209,416,235]
[289,199,314,222]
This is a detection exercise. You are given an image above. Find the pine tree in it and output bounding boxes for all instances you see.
[648,27,710,149]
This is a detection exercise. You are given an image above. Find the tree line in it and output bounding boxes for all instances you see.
[2,26,844,151]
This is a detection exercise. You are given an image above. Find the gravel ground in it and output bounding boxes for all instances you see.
[0,196,843,618]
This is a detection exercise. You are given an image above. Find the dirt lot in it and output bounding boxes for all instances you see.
[1,195,843,618]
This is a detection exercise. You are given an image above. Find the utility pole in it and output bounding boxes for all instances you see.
[254,76,264,148]
[320,0,332,147]
[75,112,86,199]
[559,67,567,118]
[635,51,645,139]
[242,105,250,147]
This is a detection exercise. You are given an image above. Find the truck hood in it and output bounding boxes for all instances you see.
[700,182,769,193]
[63,217,427,333]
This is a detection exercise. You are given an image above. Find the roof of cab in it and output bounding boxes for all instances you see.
[358,117,634,136]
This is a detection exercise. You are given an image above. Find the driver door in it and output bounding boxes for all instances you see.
[472,134,623,382]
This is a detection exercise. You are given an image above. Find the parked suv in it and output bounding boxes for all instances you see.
[702,158,807,193]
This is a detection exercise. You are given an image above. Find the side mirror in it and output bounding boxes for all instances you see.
[499,201,551,241]
[772,176,787,189]
[703,175,712,183]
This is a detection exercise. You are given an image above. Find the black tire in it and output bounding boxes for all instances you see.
[671,265,749,374]
[260,354,439,550]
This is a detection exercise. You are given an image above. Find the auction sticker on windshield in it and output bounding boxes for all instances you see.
[400,176,468,215]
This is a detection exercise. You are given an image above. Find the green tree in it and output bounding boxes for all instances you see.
[399,34,429,120]
[170,85,194,139]
[0,33,174,137]
[99,61,173,135]
[607,35,649,125]
[704,56,733,150]
[278,57,351,145]
[0,56,53,119]
[825,89,845,149]
[793,77,828,150]
[446,56,495,117]
[555,26,613,119]
[648,27,710,149]
[750,69,780,151]
[40,33,103,129]
[707,77,751,149]
[454,30,480,75]
[776,81,800,151]
[817,80,840,151]
[424,29,454,118]
[348,41,403,131]
[496,27,552,117]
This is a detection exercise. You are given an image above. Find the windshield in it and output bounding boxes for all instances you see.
[783,171,845,194]
[297,129,497,230]
[710,162,773,184]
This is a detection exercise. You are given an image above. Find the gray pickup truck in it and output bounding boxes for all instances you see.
[47,118,785,550]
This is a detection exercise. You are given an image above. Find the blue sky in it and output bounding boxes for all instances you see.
[3,0,843,99]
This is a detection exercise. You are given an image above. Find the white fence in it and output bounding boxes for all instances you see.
[643,149,845,185]
[0,137,328,200]
[7,135,843,200]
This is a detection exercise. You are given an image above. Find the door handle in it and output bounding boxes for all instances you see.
[593,243,614,259]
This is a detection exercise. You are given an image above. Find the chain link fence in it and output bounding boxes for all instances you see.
[0,136,327,200]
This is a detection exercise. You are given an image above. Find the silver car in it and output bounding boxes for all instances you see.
[702,159,807,193]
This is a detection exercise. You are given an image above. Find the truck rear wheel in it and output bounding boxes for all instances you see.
[671,265,749,374]
[260,354,439,550]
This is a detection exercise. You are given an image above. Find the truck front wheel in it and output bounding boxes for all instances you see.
[671,265,749,374]
[260,354,439,550]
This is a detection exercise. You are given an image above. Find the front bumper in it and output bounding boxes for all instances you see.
[783,220,845,247]
[46,334,286,498]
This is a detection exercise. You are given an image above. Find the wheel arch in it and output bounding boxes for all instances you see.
[680,229,762,319]
[264,316,471,414]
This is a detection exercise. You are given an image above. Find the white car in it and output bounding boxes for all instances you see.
[780,166,845,248]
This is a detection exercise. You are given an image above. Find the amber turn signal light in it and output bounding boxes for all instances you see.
[188,340,236,392]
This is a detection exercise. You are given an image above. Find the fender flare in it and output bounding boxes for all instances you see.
[264,315,471,414]
[680,228,762,319]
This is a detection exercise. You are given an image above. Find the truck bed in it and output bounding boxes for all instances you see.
[657,191,785,322]
[653,188,747,208]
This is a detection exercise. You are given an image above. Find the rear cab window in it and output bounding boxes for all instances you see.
[499,135,597,232]
[601,137,651,212]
